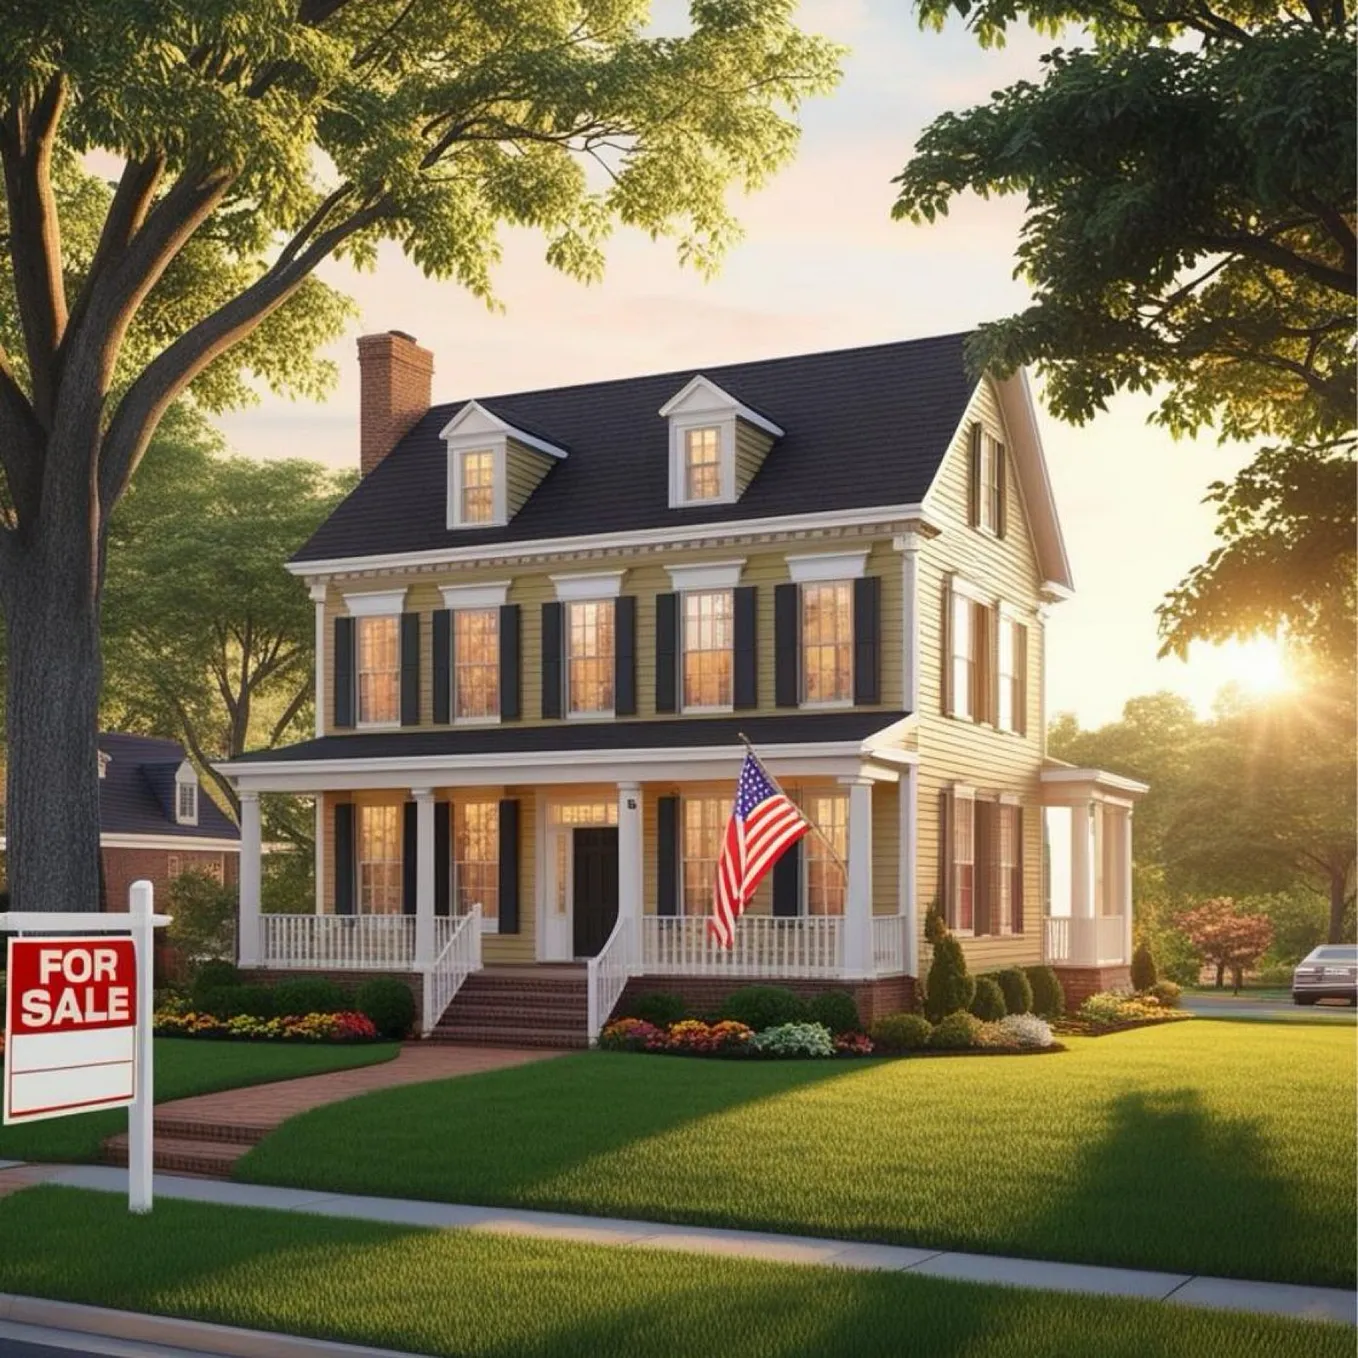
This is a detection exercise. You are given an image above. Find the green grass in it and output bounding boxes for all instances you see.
[0,1038,398,1163]
[0,1188,1346,1358]
[238,1022,1356,1288]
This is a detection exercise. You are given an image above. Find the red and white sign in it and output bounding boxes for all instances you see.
[4,936,138,1125]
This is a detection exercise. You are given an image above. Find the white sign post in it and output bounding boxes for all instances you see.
[2,880,170,1213]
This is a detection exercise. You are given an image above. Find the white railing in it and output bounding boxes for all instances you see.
[1044,916,1071,964]
[261,914,416,970]
[422,905,482,1035]
[640,915,845,979]
[1096,914,1127,965]
[1044,914,1126,967]
[872,915,909,976]
[587,916,635,1043]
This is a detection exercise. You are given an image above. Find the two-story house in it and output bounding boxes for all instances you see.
[220,330,1145,1045]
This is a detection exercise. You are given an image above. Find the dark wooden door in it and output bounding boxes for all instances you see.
[572,827,619,958]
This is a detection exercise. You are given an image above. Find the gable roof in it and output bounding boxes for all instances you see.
[97,733,239,841]
[293,333,975,565]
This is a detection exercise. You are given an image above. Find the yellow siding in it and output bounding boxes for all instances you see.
[734,420,774,496]
[506,441,555,518]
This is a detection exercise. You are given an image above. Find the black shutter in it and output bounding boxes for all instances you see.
[1013,807,1025,935]
[657,794,680,916]
[774,582,799,708]
[334,802,355,915]
[996,442,1009,539]
[402,801,418,915]
[973,800,992,936]
[333,616,356,729]
[772,841,801,916]
[432,610,451,724]
[400,612,421,726]
[968,423,982,528]
[498,798,520,933]
[853,575,881,706]
[733,585,758,710]
[541,602,563,719]
[500,604,521,720]
[435,801,451,917]
[940,579,953,716]
[614,595,637,716]
[655,592,679,713]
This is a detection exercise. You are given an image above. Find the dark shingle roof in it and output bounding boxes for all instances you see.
[98,733,239,841]
[293,333,973,563]
[229,712,906,764]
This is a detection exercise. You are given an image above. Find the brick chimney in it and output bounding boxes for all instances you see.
[357,330,435,476]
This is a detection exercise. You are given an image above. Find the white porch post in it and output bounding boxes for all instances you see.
[238,791,262,966]
[617,781,643,966]
[842,777,873,977]
[1121,806,1134,964]
[313,796,325,915]
[413,788,436,967]
[893,532,924,712]
[1070,799,1095,965]
[900,762,919,977]
[310,581,327,738]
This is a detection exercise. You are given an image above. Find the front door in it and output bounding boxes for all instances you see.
[572,827,619,958]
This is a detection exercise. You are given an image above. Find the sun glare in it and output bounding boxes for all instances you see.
[1223,636,1294,696]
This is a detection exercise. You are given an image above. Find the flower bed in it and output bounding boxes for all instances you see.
[153,1009,380,1043]
[1054,990,1193,1037]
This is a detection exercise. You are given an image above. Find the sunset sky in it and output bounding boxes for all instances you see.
[219,0,1263,728]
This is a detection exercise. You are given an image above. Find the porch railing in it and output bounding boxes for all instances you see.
[1044,914,1127,967]
[587,916,635,1044]
[422,905,482,1035]
[260,914,415,970]
[871,915,909,976]
[640,915,844,979]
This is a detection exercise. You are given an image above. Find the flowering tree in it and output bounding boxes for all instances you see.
[1179,898,1275,993]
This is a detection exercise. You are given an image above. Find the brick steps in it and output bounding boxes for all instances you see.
[434,965,590,1049]
[102,1132,247,1178]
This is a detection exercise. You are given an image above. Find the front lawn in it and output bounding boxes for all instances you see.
[0,1038,398,1163]
[0,1187,1346,1358]
[238,1022,1356,1287]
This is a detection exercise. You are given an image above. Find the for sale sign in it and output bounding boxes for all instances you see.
[4,936,138,1124]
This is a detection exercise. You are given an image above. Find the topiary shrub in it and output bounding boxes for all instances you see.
[1149,980,1182,1009]
[969,975,1007,1022]
[626,991,689,1028]
[189,958,240,1002]
[924,932,975,1022]
[1024,965,1065,1020]
[868,1012,932,1053]
[1131,942,1159,992]
[719,985,809,1032]
[807,989,861,1036]
[192,984,276,1019]
[355,976,416,1039]
[923,898,947,946]
[272,977,348,1016]
[994,967,1033,1016]
[929,1011,982,1050]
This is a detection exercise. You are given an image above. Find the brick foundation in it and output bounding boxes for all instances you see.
[619,974,916,1027]
[1053,965,1131,1009]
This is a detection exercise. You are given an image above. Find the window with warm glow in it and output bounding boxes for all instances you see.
[454,800,499,926]
[997,616,1025,732]
[952,792,975,932]
[359,804,402,915]
[357,615,400,723]
[454,608,499,719]
[997,803,1018,933]
[683,590,733,709]
[683,427,722,501]
[950,593,974,720]
[803,791,847,915]
[460,449,495,524]
[682,796,726,916]
[567,599,614,714]
[801,581,853,704]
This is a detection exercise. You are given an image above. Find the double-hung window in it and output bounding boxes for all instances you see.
[358,804,402,915]
[176,780,198,824]
[453,800,499,929]
[801,581,853,704]
[683,589,733,710]
[803,790,847,915]
[357,615,400,724]
[567,599,614,715]
[681,796,726,916]
[997,803,1018,934]
[454,608,499,720]
[997,613,1027,734]
[951,789,975,933]
[950,592,975,721]
[683,427,722,501]
[459,449,495,524]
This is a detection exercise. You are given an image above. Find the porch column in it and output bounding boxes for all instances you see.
[617,782,643,965]
[893,532,924,711]
[1070,799,1095,965]
[413,787,436,967]
[901,761,919,978]
[238,791,262,966]
[841,776,873,977]
[1120,807,1134,964]
[310,581,327,738]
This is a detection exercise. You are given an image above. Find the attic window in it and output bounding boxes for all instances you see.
[660,376,783,510]
[459,450,496,523]
[175,765,199,826]
[684,428,722,501]
[442,400,567,530]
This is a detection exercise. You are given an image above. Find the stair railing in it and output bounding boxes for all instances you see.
[421,905,482,1036]
[586,915,634,1045]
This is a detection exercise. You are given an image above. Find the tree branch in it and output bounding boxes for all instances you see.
[268,682,312,749]
[172,695,240,820]
[0,342,43,527]
[1195,230,1356,297]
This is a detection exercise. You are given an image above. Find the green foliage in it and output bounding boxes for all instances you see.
[1150,981,1183,1009]
[993,968,1033,1016]
[868,1012,933,1053]
[924,933,974,1022]
[749,1022,835,1059]
[806,990,861,1035]
[166,869,238,965]
[928,1011,982,1050]
[718,986,810,1032]
[923,899,948,946]
[1131,943,1159,993]
[969,976,1007,1022]
[627,992,690,1028]
[193,985,278,1019]
[272,978,349,1017]
[262,847,318,916]
[355,977,416,1040]
[189,958,241,999]
[1023,966,1065,1020]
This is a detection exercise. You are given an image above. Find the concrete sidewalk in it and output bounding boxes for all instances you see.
[14,1163,1355,1327]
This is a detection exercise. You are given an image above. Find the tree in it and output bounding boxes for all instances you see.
[893,0,1356,664]
[0,3,841,912]
[1179,897,1274,992]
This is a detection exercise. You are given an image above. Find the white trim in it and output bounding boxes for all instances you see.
[96,834,243,852]
[174,762,199,827]
[669,417,736,508]
[311,583,327,738]
[950,574,992,607]
[658,375,784,437]
[785,549,869,584]
[440,581,511,611]
[438,399,569,459]
[665,559,745,592]
[343,588,407,617]
[551,570,626,601]
[1041,767,1150,796]
[448,443,507,530]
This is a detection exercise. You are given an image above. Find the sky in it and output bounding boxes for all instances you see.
[217,0,1265,728]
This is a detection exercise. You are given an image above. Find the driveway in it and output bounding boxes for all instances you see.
[1183,991,1357,1022]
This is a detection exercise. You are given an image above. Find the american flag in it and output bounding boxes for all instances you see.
[708,752,811,949]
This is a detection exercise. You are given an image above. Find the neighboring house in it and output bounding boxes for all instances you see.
[218,330,1145,1045]
[1,734,240,911]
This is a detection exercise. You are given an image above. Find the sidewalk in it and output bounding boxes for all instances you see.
[13,1162,1355,1327]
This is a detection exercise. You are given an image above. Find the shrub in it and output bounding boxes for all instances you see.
[751,1022,835,1058]
[924,933,974,1021]
[167,869,238,968]
[928,1011,982,1050]
[1024,965,1065,1019]
[923,899,948,946]
[719,985,809,1032]
[1149,980,1183,1009]
[189,958,240,1001]
[626,992,689,1028]
[833,1032,874,1056]
[1079,991,1132,1024]
[271,977,349,1017]
[807,990,861,1035]
[969,976,1007,1022]
[599,1018,665,1052]
[1131,942,1159,992]
[994,967,1033,1016]
[192,985,275,1019]
[663,1019,755,1057]
[868,1012,932,1053]
[996,1013,1055,1049]
[355,976,416,1039]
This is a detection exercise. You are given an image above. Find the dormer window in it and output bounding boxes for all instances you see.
[175,763,199,826]
[442,400,567,530]
[684,427,722,501]
[459,450,496,524]
[661,376,783,509]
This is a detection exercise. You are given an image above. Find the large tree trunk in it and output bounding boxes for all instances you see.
[1329,866,1351,944]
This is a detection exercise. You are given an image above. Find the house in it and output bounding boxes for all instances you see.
[218,330,1146,1045]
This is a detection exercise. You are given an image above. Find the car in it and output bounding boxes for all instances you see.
[1292,944,1358,1005]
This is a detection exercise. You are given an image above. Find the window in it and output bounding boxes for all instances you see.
[358,804,402,915]
[682,590,733,710]
[950,592,974,720]
[683,427,722,501]
[951,790,975,933]
[460,449,495,524]
[176,780,198,824]
[978,436,1003,533]
[453,801,499,928]
[567,599,614,714]
[682,796,726,916]
[997,615,1026,733]
[453,607,499,720]
[167,854,180,879]
[356,615,400,724]
[997,804,1018,934]
[801,581,853,704]
[803,791,847,915]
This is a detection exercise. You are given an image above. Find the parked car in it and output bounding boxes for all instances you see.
[1292,945,1358,1005]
